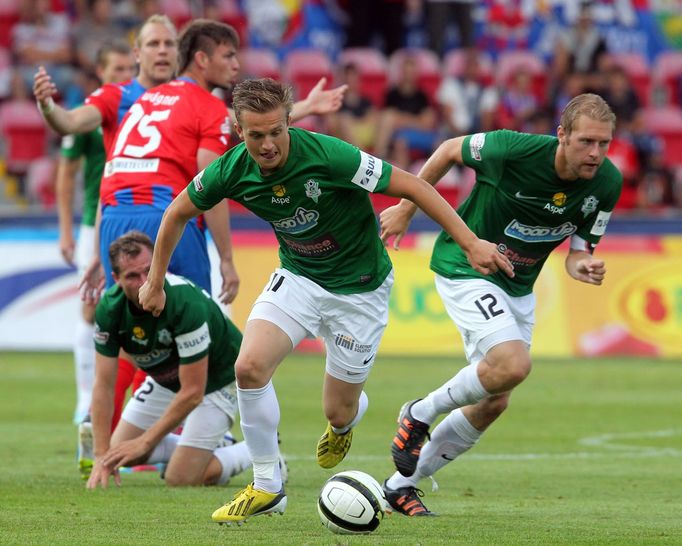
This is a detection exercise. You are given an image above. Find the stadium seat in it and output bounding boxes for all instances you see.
[640,105,682,167]
[603,52,652,105]
[0,0,20,49]
[0,48,10,100]
[160,0,192,30]
[495,50,547,102]
[282,48,333,101]
[337,47,388,107]
[25,156,56,208]
[239,47,281,81]
[442,48,494,86]
[387,48,442,106]
[652,50,682,106]
[0,100,49,176]
[214,0,248,45]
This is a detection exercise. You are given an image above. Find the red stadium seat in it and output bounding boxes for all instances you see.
[0,100,49,175]
[387,47,442,106]
[0,0,20,49]
[442,48,494,86]
[214,0,248,45]
[495,50,547,102]
[337,47,388,107]
[652,50,682,106]
[282,48,333,101]
[239,47,281,81]
[160,0,192,30]
[603,52,652,105]
[640,105,682,167]
[0,48,10,100]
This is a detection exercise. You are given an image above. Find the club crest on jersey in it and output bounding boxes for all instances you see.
[157,329,172,346]
[581,195,599,217]
[304,179,321,203]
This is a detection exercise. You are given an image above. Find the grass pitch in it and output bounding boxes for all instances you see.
[1,352,681,545]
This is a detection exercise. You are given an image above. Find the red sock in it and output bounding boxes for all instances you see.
[132,369,147,394]
[112,357,136,432]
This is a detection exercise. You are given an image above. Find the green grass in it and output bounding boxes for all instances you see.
[1,352,681,545]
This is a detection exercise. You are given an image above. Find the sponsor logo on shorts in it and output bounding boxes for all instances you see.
[334,333,372,353]
[280,233,339,257]
[504,219,577,243]
[271,207,319,234]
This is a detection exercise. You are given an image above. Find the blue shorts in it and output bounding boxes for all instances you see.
[100,205,211,292]
[393,128,438,153]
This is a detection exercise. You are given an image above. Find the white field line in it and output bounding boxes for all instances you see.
[283,429,682,462]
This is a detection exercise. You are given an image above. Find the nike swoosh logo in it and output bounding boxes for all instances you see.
[515,191,542,200]
[243,194,259,201]
[441,454,454,461]
[363,354,375,365]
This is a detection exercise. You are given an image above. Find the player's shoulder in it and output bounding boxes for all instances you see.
[595,156,623,191]
[96,285,126,317]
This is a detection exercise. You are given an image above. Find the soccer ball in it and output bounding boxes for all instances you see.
[317,470,387,535]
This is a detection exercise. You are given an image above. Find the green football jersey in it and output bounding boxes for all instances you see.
[60,123,105,227]
[188,127,393,294]
[431,130,622,296]
[94,274,241,393]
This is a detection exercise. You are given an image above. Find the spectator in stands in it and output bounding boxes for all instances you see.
[552,2,606,94]
[436,49,498,137]
[497,69,539,132]
[73,0,126,74]
[600,64,640,134]
[12,0,74,95]
[374,53,438,169]
[327,63,378,150]
[423,0,475,57]
[342,0,405,55]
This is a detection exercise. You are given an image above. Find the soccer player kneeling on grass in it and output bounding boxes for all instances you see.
[87,231,259,489]
[138,78,513,525]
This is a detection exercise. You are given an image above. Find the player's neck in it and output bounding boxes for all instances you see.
[554,146,579,181]
[180,69,210,92]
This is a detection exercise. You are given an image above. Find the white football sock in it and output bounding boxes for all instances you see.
[146,433,180,464]
[238,381,282,493]
[332,390,368,434]
[73,318,95,423]
[412,363,489,424]
[215,441,252,485]
[413,409,482,479]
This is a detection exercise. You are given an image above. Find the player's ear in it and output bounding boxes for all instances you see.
[557,124,565,144]
[234,121,244,140]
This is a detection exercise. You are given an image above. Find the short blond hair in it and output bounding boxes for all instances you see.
[232,78,294,125]
[560,93,616,134]
[135,14,177,48]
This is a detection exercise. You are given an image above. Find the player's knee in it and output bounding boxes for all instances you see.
[235,354,268,388]
[499,353,532,388]
[480,394,510,420]
[164,469,201,487]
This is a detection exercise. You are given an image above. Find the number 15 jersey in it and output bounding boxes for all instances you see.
[100,77,232,210]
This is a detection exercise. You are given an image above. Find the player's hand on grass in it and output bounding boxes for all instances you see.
[573,257,606,285]
[87,459,121,490]
[465,239,515,278]
[79,256,105,305]
[101,439,150,471]
[218,258,240,305]
[379,203,414,250]
[138,280,166,317]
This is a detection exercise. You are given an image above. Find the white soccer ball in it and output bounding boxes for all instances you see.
[317,470,387,535]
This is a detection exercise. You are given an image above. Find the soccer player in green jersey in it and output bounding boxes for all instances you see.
[380,93,623,516]
[138,78,513,525]
[56,41,136,426]
[87,231,257,489]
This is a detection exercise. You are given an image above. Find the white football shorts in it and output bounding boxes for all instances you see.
[434,276,535,366]
[248,267,394,384]
[122,376,238,451]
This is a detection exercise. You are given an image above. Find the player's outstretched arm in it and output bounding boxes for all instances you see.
[139,190,202,316]
[384,167,514,278]
[34,66,103,135]
[380,136,467,249]
[565,249,606,285]
[290,77,348,122]
[102,358,208,475]
[87,353,120,490]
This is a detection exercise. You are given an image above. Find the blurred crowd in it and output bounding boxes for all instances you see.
[0,0,681,215]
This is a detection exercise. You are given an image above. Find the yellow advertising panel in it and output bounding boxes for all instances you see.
[230,235,681,358]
